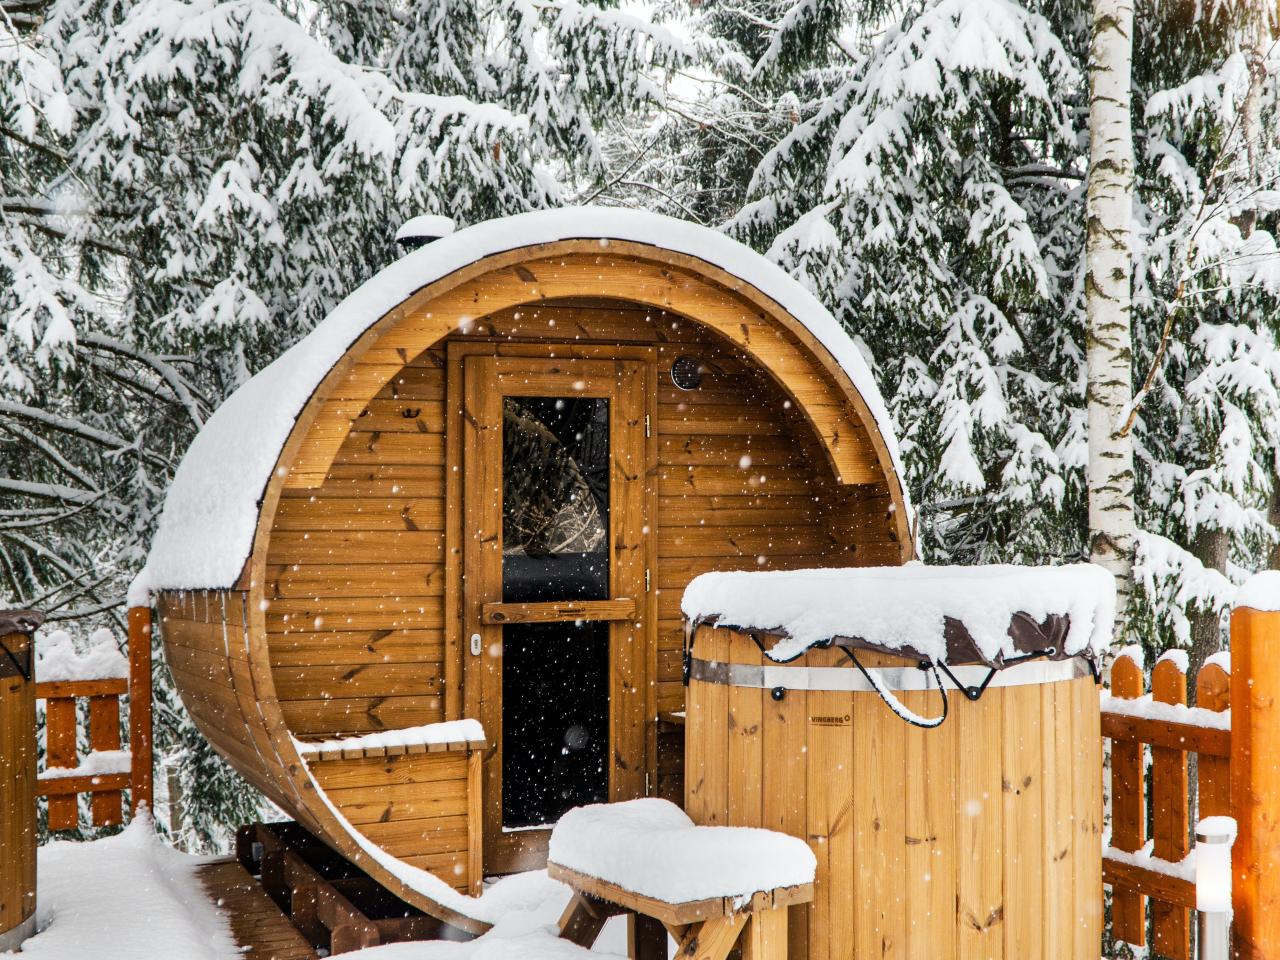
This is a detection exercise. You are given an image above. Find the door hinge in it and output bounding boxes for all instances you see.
[644,413,651,438]
[645,568,651,593]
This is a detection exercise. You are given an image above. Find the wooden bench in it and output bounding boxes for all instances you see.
[549,861,813,960]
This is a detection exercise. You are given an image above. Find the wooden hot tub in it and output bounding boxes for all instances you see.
[682,567,1107,960]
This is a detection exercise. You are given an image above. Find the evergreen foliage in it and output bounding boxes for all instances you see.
[617,0,1280,671]
[1,0,684,846]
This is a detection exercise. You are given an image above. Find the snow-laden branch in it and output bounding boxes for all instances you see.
[78,332,208,427]
[0,477,102,504]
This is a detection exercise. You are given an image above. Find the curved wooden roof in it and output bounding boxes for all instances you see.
[139,208,912,594]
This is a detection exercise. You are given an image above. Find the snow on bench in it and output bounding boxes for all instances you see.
[549,800,814,960]
[548,798,815,907]
[292,719,486,761]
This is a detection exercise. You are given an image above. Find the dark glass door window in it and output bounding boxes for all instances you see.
[500,395,612,828]
[501,396,609,602]
[501,621,609,828]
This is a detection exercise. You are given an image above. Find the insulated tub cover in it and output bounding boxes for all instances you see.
[681,563,1116,670]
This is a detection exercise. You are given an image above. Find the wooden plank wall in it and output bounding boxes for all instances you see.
[158,590,301,817]
[307,751,478,893]
[268,352,448,738]
[262,298,899,744]
[686,625,1103,960]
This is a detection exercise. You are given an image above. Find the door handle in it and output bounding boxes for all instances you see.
[470,633,482,656]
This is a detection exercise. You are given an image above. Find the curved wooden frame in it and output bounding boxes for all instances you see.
[176,241,913,932]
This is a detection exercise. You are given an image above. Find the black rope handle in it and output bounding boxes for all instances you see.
[841,648,949,729]
[0,635,31,682]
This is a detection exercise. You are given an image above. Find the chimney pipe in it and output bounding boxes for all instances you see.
[396,215,456,252]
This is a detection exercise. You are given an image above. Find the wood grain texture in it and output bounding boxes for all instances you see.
[195,859,318,960]
[0,631,36,943]
[1108,653,1145,946]
[1151,657,1190,960]
[1230,607,1280,960]
[686,623,1101,960]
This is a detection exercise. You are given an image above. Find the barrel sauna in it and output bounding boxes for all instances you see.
[0,611,41,953]
[137,208,914,931]
[683,584,1106,960]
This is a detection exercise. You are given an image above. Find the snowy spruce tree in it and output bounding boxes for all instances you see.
[1126,2,1280,676]
[1,0,683,846]
[615,0,1280,667]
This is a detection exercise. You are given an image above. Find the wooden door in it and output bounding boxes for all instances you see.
[463,355,652,874]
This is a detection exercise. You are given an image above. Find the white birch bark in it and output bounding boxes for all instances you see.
[1085,0,1136,626]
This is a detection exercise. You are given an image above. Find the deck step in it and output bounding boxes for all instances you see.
[197,858,318,960]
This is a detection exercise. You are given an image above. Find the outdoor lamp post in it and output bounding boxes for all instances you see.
[1196,816,1237,960]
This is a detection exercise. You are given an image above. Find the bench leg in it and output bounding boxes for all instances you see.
[740,908,788,960]
[629,913,667,960]
[673,913,747,960]
[558,893,616,949]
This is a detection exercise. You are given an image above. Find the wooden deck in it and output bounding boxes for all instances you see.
[196,858,317,960]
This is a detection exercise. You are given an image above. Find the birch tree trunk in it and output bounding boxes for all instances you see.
[1085,0,1137,629]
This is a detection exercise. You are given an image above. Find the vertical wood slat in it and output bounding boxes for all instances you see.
[1074,666,1104,956]
[88,694,123,826]
[956,690,1004,960]
[903,685,956,960]
[44,696,78,831]
[1003,684,1044,959]
[1151,656,1190,960]
[726,632,763,830]
[0,629,37,940]
[803,644,856,960]
[1040,681,1073,957]
[466,748,482,896]
[128,605,153,816]
[1108,653,1145,946]
[1196,660,1231,818]
[763,651,809,960]
[1229,605,1280,960]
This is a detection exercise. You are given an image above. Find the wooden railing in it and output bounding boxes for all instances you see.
[35,607,152,830]
[1102,599,1280,959]
[1102,649,1230,959]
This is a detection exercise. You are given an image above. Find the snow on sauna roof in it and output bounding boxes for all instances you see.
[682,563,1116,667]
[136,207,909,594]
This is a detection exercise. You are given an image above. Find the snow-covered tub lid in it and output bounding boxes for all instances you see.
[681,563,1115,669]
[136,206,910,596]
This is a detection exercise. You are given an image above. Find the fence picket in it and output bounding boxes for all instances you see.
[1151,657,1190,960]
[88,694,123,826]
[1196,661,1230,819]
[1109,653,1146,946]
[44,696,78,831]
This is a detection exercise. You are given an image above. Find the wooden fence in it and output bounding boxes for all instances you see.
[1102,602,1280,960]
[35,607,152,830]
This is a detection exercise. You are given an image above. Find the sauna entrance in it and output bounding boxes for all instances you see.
[461,352,653,874]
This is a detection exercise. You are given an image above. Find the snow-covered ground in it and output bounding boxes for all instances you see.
[10,819,627,960]
[16,818,238,960]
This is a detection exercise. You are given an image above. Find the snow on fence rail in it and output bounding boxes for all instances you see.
[35,608,152,831]
[1100,648,1230,960]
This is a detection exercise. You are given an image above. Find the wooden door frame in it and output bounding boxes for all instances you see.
[446,340,657,874]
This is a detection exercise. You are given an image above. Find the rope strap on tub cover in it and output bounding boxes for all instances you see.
[688,654,1092,694]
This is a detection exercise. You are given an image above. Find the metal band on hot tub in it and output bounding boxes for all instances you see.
[687,655,1091,692]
